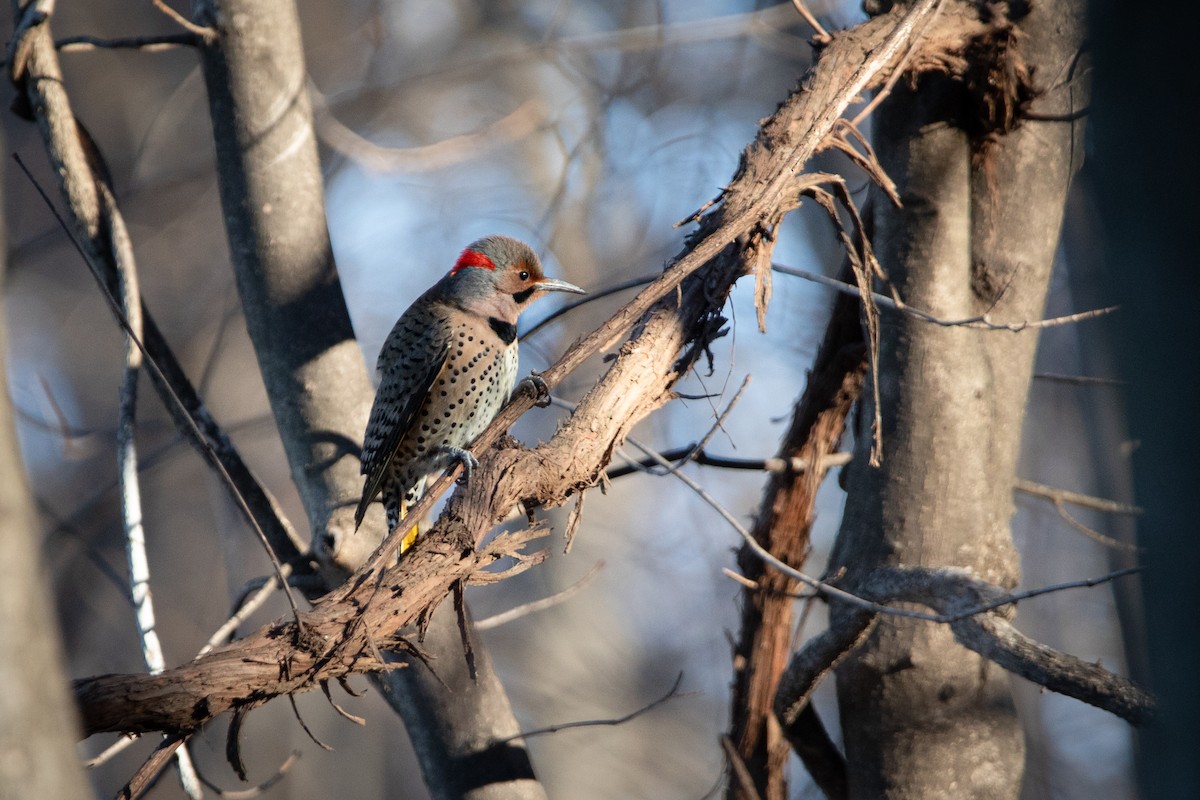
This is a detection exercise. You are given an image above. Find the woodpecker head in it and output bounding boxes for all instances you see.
[440,235,585,324]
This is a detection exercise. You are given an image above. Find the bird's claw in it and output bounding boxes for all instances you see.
[519,373,552,408]
[444,446,479,484]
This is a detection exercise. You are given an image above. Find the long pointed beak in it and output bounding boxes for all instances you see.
[535,277,586,295]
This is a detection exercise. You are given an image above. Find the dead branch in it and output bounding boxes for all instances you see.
[494,673,685,744]
[772,261,1117,331]
[727,262,865,800]
[53,33,199,53]
[862,566,1154,725]
[1015,478,1142,516]
[474,561,604,631]
[772,566,1153,729]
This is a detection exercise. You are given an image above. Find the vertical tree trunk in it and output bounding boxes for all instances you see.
[196,2,545,797]
[830,2,1086,797]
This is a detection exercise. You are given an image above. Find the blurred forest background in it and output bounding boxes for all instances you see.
[2,0,1147,797]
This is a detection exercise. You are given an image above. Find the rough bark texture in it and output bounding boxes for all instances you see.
[196,0,370,564]
[377,603,542,800]
[728,285,864,800]
[194,2,542,798]
[829,2,1087,798]
[0,126,90,800]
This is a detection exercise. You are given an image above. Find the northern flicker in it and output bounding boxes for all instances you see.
[355,235,585,551]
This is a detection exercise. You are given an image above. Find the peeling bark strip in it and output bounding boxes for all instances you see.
[72,2,1027,738]
[727,284,865,800]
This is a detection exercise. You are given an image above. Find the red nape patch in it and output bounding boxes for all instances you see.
[450,249,496,275]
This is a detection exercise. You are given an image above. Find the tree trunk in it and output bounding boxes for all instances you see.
[830,2,1087,797]
[196,2,544,797]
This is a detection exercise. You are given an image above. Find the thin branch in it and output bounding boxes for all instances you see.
[610,447,853,479]
[104,176,202,800]
[829,119,901,206]
[1033,371,1125,387]
[116,733,187,800]
[198,569,293,657]
[13,156,307,625]
[493,673,686,744]
[720,735,765,800]
[627,430,1143,628]
[474,561,604,631]
[149,0,216,42]
[1024,106,1091,122]
[54,33,198,53]
[1015,478,1142,516]
[1015,479,1141,552]
[85,734,140,769]
[772,261,1118,330]
[1053,498,1140,552]
[192,751,300,799]
[788,0,831,44]
[804,179,885,464]
[107,182,162,676]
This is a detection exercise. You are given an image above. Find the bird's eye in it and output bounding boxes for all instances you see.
[519,270,530,281]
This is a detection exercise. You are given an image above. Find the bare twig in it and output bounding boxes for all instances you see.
[1015,479,1141,552]
[103,179,202,799]
[116,733,187,800]
[198,570,293,657]
[493,673,686,744]
[804,179,885,464]
[14,156,306,625]
[829,119,901,206]
[55,33,198,53]
[1012,479,1142,515]
[520,274,655,340]
[627,431,1142,628]
[720,735,765,800]
[1015,478,1142,516]
[772,566,1152,728]
[1053,498,1139,552]
[1032,372,1125,387]
[150,0,216,42]
[475,561,604,631]
[192,751,300,799]
[607,447,853,480]
[772,262,1117,330]
[85,734,140,769]
[789,0,831,44]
